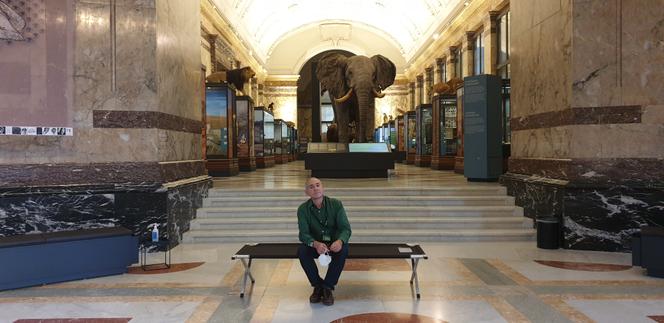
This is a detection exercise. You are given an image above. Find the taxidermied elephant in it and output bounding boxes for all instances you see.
[206,66,255,94]
[316,53,396,143]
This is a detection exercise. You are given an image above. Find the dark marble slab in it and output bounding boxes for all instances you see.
[0,160,207,187]
[501,172,664,252]
[508,157,664,188]
[563,185,664,251]
[93,110,203,134]
[0,177,212,251]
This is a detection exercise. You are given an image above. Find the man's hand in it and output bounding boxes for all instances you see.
[313,241,329,254]
[329,240,343,253]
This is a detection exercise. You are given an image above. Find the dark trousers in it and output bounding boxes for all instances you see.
[297,243,348,290]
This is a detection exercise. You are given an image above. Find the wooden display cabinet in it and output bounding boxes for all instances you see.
[414,104,432,167]
[395,115,406,162]
[205,83,239,177]
[253,106,275,168]
[404,111,417,164]
[236,96,256,171]
[274,119,288,164]
[431,94,458,170]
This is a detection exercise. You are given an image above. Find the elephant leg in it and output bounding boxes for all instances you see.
[334,105,350,143]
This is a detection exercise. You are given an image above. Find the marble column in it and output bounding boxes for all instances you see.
[502,0,664,252]
[448,46,459,79]
[487,11,500,75]
[465,31,476,77]
[0,0,211,248]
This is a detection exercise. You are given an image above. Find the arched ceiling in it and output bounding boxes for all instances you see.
[210,0,466,74]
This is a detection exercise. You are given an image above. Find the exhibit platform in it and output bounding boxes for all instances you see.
[304,143,395,178]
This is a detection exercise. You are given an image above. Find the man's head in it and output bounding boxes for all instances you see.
[304,177,324,200]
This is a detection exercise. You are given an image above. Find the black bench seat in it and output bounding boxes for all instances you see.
[232,242,428,298]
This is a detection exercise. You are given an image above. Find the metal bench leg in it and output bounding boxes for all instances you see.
[410,258,421,299]
[240,258,255,298]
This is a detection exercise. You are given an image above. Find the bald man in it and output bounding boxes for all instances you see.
[297,177,352,306]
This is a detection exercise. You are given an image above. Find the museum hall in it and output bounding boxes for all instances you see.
[1,0,663,322]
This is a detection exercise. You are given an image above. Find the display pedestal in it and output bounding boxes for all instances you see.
[431,156,455,170]
[256,156,275,168]
[305,153,394,178]
[414,155,431,167]
[393,151,406,162]
[207,158,239,177]
[140,239,171,271]
[454,157,464,174]
[239,156,257,172]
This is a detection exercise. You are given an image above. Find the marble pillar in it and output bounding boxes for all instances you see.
[0,0,211,247]
[503,0,664,252]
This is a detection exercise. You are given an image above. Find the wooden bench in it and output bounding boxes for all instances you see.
[0,227,138,291]
[232,242,428,298]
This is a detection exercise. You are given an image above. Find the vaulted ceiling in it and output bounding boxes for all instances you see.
[211,0,467,74]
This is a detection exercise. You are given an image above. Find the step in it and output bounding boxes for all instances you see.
[202,195,515,207]
[190,216,530,230]
[182,228,536,243]
[206,186,507,197]
[196,205,524,218]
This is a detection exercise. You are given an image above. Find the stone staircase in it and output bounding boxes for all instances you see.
[182,187,535,243]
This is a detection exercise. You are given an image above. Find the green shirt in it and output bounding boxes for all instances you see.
[297,196,352,246]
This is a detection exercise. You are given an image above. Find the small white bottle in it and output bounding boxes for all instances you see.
[151,223,159,242]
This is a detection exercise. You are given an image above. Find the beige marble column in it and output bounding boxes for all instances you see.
[487,11,500,75]
[424,66,433,104]
[409,82,415,110]
[465,31,475,77]
[504,0,664,252]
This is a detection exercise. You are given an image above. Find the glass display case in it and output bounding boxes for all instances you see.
[253,106,275,168]
[404,111,417,164]
[205,83,239,176]
[415,104,433,167]
[236,96,256,171]
[290,126,298,160]
[285,124,293,162]
[395,115,406,162]
[274,119,288,164]
[431,94,457,170]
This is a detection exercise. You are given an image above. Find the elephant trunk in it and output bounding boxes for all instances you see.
[356,89,375,143]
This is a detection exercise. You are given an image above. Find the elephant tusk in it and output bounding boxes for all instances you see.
[373,88,386,98]
[334,88,354,103]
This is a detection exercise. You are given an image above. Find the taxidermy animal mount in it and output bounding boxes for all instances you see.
[316,53,396,143]
[206,66,256,94]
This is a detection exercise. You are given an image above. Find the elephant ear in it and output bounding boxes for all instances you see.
[371,54,396,90]
[316,53,349,99]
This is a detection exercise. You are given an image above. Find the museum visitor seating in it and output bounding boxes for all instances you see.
[232,242,427,298]
[632,226,664,278]
[0,227,139,291]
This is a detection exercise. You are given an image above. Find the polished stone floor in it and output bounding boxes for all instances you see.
[1,162,663,322]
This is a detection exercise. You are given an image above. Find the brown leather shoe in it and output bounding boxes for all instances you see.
[309,286,323,303]
[322,288,334,306]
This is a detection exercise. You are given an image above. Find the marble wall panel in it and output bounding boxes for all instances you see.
[571,0,621,107]
[0,177,212,248]
[156,129,203,162]
[510,126,571,159]
[0,0,74,126]
[563,185,664,251]
[73,0,113,126]
[568,124,664,158]
[620,0,664,105]
[156,0,201,121]
[113,0,157,112]
[166,178,211,246]
[510,9,572,118]
[642,105,664,124]
[500,173,566,220]
[0,129,160,163]
[298,107,312,141]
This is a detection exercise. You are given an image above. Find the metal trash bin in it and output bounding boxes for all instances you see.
[536,217,560,249]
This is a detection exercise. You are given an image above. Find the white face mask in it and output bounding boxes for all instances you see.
[318,252,332,267]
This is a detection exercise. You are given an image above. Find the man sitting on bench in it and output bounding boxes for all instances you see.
[297,177,352,306]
